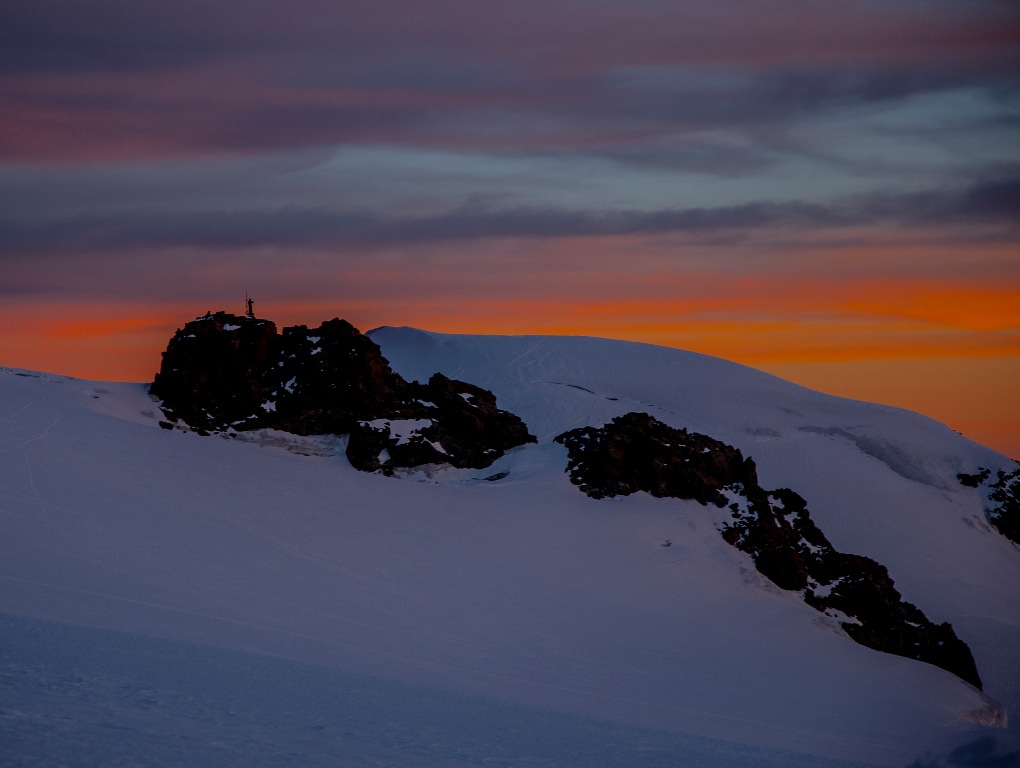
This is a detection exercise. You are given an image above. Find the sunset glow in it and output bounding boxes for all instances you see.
[1,0,1017,457]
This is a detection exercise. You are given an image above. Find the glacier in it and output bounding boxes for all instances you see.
[1,328,1018,766]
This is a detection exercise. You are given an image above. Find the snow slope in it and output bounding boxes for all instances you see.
[0,330,1017,766]
[1,613,892,768]
[369,328,1020,713]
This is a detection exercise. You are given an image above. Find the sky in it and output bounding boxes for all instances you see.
[1,0,1018,457]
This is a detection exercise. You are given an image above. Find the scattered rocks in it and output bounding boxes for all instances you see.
[556,412,982,689]
[151,312,535,473]
[959,465,1020,544]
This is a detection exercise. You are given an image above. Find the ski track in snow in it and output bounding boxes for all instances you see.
[0,339,1018,767]
[18,414,60,520]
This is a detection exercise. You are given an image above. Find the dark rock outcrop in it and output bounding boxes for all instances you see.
[150,312,279,434]
[957,469,990,488]
[346,374,536,473]
[724,489,980,688]
[151,312,534,472]
[259,318,411,437]
[988,468,1020,544]
[553,412,748,505]
[958,465,1020,544]
[556,413,982,689]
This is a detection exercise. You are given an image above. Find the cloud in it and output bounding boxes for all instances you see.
[4,65,1016,163]
[962,177,1020,219]
[1,0,1016,160]
[1,177,1017,257]
[3,0,1016,74]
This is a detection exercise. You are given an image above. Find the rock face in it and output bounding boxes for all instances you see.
[553,411,748,505]
[556,412,982,689]
[149,313,280,434]
[346,374,538,473]
[151,312,535,471]
[957,469,991,488]
[987,468,1020,544]
[958,466,1020,545]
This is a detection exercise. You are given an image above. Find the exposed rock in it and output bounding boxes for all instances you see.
[346,374,536,474]
[151,312,535,472]
[987,467,1020,544]
[260,319,410,436]
[957,469,990,488]
[553,412,748,505]
[957,465,1020,545]
[150,312,278,432]
[556,412,982,689]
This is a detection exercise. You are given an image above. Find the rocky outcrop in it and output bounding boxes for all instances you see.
[151,312,534,472]
[257,318,411,437]
[958,465,1020,544]
[957,469,990,488]
[723,489,980,688]
[346,374,536,473]
[987,468,1020,544]
[553,412,748,504]
[556,413,982,689]
[149,312,279,434]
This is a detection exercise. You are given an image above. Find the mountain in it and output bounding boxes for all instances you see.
[1,320,1018,767]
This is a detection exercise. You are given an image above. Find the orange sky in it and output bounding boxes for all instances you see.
[2,275,1017,459]
[2,0,1017,460]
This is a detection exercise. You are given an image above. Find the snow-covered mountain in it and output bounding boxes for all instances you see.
[1,324,1018,767]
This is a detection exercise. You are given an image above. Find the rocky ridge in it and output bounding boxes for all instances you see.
[150,312,535,472]
[555,412,982,689]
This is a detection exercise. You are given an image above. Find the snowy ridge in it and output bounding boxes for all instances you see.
[554,412,984,690]
[1,325,1019,766]
[369,328,1020,697]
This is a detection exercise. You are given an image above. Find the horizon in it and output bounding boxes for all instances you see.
[1,0,1017,458]
[2,303,1017,460]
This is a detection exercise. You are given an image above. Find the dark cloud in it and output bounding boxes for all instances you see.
[962,177,1020,219]
[1,0,1017,160]
[0,0,240,73]
[2,178,1016,256]
[598,69,1020,129]
[3,0,1016,74]
[3,65,1016,163]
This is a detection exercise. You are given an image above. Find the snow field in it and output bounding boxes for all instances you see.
[1,330,1018,766]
